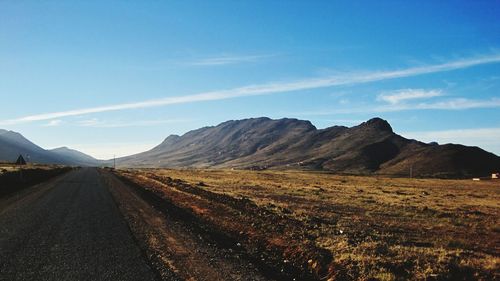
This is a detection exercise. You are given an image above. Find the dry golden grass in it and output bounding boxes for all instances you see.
[0,164,23,175]
[0,163,63,174]
[138,168,499,280]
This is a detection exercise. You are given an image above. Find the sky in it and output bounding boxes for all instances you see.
[0,1,499,159]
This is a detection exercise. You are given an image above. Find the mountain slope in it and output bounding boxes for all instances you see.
[117,117,500,178]
[0,130,99,166]
[378,143,500,177]
[118,117,316,167]
[49,147,100,166]
[0,129,61,164]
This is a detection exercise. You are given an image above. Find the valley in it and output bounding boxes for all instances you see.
[2,2,499,280]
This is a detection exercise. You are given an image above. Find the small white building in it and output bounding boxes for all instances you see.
[492,173,499,179]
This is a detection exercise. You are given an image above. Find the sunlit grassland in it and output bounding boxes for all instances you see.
[139,168,499,280]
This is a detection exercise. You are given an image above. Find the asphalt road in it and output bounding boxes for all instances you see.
[0,168,158,281]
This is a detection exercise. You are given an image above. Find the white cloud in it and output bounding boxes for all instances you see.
[294,97,500,116]
[77,118,100,127]
[401,128,500,155]
[187,54,273,66]
[384,97,500,111]
[42,119,63,127]
[1,53,500,125]
[295,98,500,115]
[407,98,500,110]
[377,89,443,104]
[339,98,350,105]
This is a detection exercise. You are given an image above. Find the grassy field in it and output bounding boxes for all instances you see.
[119,168,499,280]
[0,163,64,173]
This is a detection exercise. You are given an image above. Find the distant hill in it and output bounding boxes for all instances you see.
[49,147,100,166]
[116,117,500,178]
[0,129,99,166]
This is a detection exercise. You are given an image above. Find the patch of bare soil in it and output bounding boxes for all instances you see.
[110,169,335,281]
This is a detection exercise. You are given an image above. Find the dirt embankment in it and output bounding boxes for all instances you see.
[0,166,72,197]
[112,169,336,281]
[102,170,271,281]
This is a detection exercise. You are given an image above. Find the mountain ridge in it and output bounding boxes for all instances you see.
[49,146,101,166]
[2,117,498,177]
[0,130,100,166]
[116,117,500,178]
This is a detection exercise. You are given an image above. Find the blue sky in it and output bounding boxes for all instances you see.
[1,1,499,159]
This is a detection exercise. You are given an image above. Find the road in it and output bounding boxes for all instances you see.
[0,168,159,281]
[0,168,272,281]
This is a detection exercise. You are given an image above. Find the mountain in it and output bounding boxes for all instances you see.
[116,117,500,178]
[0,129,99,166]
[49,147,100,166]
[0,129,61,164]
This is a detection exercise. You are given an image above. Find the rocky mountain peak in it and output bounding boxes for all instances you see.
[361,117,393,132]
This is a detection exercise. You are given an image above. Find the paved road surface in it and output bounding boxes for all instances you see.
[0,168,158,281]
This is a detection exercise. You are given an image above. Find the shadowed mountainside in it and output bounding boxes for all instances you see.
[0,129,100,166]
[116,117,500,178]
[49,146,101,166]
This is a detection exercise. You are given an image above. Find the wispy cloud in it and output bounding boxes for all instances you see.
[339,98,350,105]
[77,118,100,127]
[377,88,443,104]
[293,97,500,116]
[401,127,500,155]
[187,54,273,66]
[42,119,63,127]
[402,97,500,111]
[1,53,500,125]
[77,118,192,128]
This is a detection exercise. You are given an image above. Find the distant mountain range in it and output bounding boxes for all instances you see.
[116,117,500,178]
[0,129,99,166]
[2,117,499,177]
